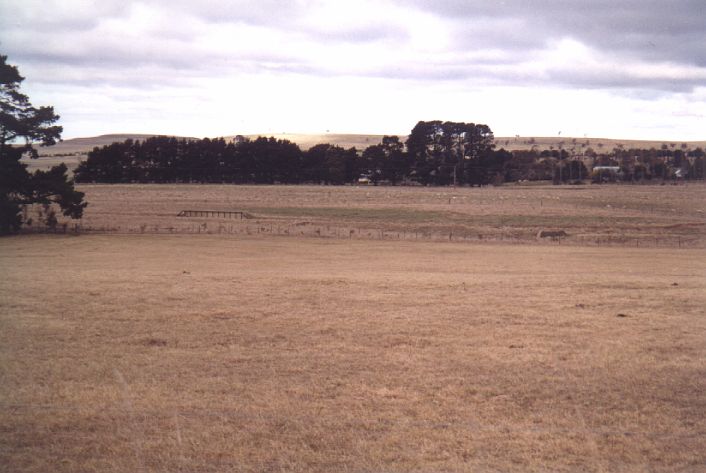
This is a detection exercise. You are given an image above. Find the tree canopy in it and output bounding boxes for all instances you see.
[406,121,495,185]
[0,54,86,233]
[74,127,704,187]
[75,121,512,186]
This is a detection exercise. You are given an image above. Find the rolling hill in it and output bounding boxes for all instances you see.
[25,133,706,173]
[39,133,706,156]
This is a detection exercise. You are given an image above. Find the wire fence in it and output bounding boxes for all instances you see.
[21,221,704,249]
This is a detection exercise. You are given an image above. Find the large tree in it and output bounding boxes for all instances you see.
[361,136,409,184]
[407,121,495,185]
[0,55,86,233]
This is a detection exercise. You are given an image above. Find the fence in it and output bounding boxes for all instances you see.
[177,210,245,219]
[28,221,702,249]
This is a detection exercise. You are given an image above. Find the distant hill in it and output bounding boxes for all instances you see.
[237,133,390,151]
[29,134,198,173]
[37,134,198,156]
[492,136,706,152]
[38,132,706,156]
[36,133,392,157]
[239,134,706,152]
[25,132,706,174]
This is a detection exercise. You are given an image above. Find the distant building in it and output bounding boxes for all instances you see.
[592,166,622,182]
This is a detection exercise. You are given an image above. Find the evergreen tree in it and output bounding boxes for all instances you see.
[0,55,86,233]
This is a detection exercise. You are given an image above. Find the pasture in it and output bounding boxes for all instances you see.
[1,184,705,472]
[70,183,706,247]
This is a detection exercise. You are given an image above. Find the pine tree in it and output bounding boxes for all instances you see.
[0,54,86,233]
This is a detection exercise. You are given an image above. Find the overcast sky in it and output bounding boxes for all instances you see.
[1,0,704,140]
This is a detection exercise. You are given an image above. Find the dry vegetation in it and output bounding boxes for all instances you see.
[492,136,706,152]
[3,184,706,472]
[240,134,390,151]
[1,234,705,472]
[67,183,706,248]
[36,133,706,156]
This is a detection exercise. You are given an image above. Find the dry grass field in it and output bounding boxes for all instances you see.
[491,136,706,152]
[67,183,706,248]
[1,233,705,472]
[3,184,706,472]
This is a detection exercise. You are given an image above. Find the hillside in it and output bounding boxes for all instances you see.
[242,134,706,153]
[39,133,706,157]
[493,136,706,152]
[36,133,390,157]
[240,133,389,151]
[36,134,198,156]
[28,134,197,173]
[25,133,706,174]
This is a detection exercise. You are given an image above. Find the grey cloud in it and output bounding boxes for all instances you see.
[165,0,410,45]
[368,54,704,94]
[12,42,317,89]
[408,0,706,66]
[0,1,129,33]
[2,0,704,95]
[159,0,306,25]
[311,23,409,44]
[545,68,702,94]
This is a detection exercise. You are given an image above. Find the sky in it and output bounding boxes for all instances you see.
[1,0,705,141]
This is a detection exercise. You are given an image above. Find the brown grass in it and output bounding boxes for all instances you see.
[3,183,706,471]
[240,133,390,151]
[1,233,705,472]
[492,136,706,152]
[62,183,706,247]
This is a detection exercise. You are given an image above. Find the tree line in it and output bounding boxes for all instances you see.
[75,124,704,185]
[74,121,511,186]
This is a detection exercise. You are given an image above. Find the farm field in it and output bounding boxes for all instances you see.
[1,234,705,472]
[66,183,706,248]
